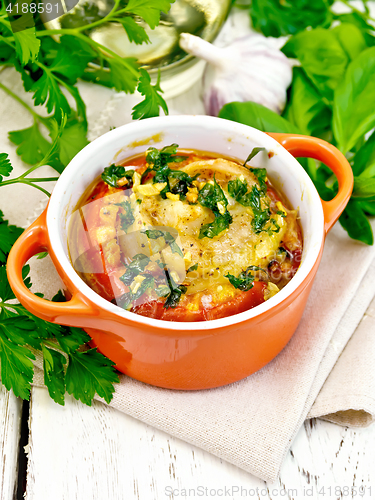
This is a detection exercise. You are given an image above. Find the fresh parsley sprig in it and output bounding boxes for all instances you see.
[0,117,69,196]
[0,0,173,170]
[0,214,119,405]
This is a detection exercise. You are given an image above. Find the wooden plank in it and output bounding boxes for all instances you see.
[25,386,375,500]
[0,385,23,500]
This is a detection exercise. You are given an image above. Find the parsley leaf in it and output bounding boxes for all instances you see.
[198,177,233,239]
[116,17,151,45]
[42,344,66,406]
[144,143,193,198]
[31,70,71,123]
[0,153,12,182]
[49,119,89,168]
[146,143,187,169]
[0,333,35,400]
[8,122,51,166]
[65,348,119,406]
[107,57,140,93]
[0,211,23,264]
[249,167,268,195]
[163,268,187,309]
[124,0,174,30]
[13,28,41,65]
[132,69,168,120]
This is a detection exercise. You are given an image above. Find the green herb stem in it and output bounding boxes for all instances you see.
[0,81,49,123]
[0,178,53,196]
[36,30,139,78]
[337,0,375,24]
[0,33,14,47]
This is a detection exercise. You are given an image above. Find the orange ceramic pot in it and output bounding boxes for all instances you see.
[7,116,353,390]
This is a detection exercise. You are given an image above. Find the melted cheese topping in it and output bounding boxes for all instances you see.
[70,154,301,310]
[133,158,287,295]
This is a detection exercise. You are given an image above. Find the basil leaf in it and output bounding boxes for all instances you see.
[339,200,373,245]
[331,23,367,62]
[243,147,265,166]
[219,101,299,134]
[352,177,375,202]
[283,67,332,137]
[282,28,348,101]
[361,201,375,216]
[333,46,375,153]
[332,12,375,48]
[352,130,375,176]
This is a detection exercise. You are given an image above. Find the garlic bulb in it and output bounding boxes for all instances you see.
[179,32,293,116]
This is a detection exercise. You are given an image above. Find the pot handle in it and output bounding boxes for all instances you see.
[6,209,97,325]
[267,133,353,234]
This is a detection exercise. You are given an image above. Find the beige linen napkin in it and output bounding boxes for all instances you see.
[2,68,375,483]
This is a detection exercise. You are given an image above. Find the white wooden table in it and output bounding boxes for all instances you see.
[1,297,375,499]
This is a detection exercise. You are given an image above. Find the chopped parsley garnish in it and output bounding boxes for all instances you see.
[242,147,268,195]
[228,178,271,234]
[225,266,267,291]
[164,285,188,309]
[119,274,155,310]
[267,218,281,235]
[116,200,135,231]
[142,229,184,257]
[249,167,268,195]
[146,143,187,168]
[163,268,188,309]
[198,177,233,239]
[118,243,188,310]
[144,144,197,199]
[187,263,198,273]
[119,253,150,286]
[101,164,135,188]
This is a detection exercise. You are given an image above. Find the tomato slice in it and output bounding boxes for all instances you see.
[133,281,267,322]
